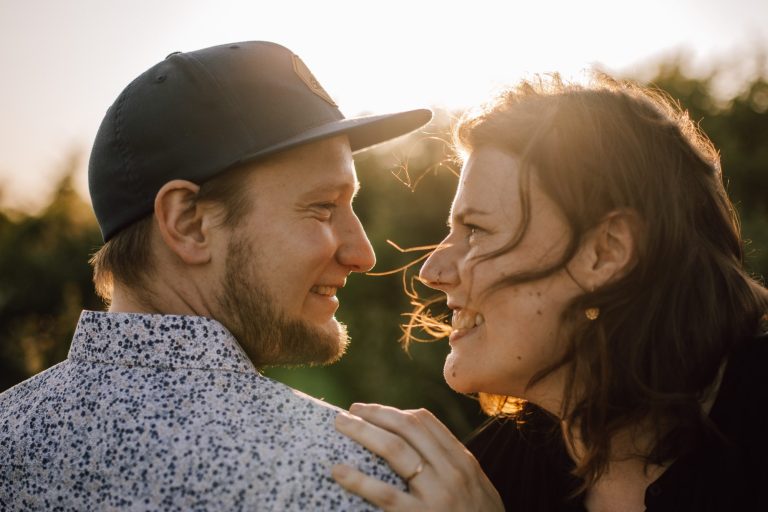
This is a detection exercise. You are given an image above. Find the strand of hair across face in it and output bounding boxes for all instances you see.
[365,240,452,347]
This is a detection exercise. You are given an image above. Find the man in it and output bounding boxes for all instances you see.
[0,41,431,510]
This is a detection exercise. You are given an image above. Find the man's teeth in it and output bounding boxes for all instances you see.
[312,285,337,296]
[451,310,485,330]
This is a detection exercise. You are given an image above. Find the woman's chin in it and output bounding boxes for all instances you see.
[445,379,476,394]
[443,357,478,394]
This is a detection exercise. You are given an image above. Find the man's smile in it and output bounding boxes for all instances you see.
[311,285,339,297]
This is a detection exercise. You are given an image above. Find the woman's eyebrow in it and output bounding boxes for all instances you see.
[448,207,492,227]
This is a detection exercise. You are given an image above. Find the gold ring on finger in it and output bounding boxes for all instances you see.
[404,459,424,483]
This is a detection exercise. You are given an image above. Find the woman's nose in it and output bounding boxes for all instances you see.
[419,242,457,290]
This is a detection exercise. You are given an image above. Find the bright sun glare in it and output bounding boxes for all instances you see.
[0,0,766,211]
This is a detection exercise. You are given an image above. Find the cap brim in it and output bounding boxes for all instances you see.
[233,108,432,166]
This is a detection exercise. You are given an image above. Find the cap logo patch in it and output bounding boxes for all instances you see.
[292,54,337,107]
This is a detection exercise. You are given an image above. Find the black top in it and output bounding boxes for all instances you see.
[466,334,768,511]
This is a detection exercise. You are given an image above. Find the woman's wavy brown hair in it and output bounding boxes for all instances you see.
[411,74,768,487]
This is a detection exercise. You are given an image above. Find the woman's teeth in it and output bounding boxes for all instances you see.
[311,285,337,297]
[451,310,485,330]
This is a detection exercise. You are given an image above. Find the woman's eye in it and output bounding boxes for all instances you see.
[466,224,483,241]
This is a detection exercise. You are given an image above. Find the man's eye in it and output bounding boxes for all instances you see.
[312,202,336,219]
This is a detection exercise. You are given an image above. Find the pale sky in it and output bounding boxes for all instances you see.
[0,0,766,212]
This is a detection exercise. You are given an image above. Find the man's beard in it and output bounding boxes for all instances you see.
[215,235,349,368]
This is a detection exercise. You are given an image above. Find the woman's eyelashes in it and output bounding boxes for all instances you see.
[465,223,485,243]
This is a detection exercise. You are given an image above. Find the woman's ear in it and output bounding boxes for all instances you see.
[569,209,642,290]
[153,180,216,265]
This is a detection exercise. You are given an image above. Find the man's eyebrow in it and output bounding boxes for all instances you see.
[299,180,360,199]
[448,206,492,226]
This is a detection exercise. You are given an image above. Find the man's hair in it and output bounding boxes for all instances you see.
[412,73,768,487]
[90,163,255,303]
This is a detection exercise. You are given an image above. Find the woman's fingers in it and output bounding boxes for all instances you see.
[335,411,425,481]
[332,464,422,512]
[347,404,462,478]
[403,408,489,478]
[335,405,505,511]
[402,407,469,459]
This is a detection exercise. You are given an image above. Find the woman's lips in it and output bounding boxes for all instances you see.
[451,309,485,329]
[449,309,485,342]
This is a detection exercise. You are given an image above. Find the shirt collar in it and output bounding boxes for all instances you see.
[68,310,256,373]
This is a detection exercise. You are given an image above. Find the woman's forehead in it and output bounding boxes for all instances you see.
[456,148,521,203]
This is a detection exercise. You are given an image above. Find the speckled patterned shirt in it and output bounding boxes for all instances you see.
[0,310,403,511]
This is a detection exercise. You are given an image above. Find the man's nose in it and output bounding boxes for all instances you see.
[337,213,376,273]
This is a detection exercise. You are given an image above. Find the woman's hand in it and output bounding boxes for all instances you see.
[332,403,504,512]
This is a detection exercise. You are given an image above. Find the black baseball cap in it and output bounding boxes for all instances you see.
[89,41,432,241]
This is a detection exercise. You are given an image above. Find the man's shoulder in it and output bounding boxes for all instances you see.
[164,372,406,509]
[0,360,68,415]
[235,380,404,509]
[266,381,343,429]
[239,376,396,472]
[0,362,401,510]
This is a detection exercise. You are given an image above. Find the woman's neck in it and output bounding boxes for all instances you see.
[583,456,668,512]
[558,359,728,512]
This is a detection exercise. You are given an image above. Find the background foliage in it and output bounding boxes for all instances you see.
[1,62,766,439]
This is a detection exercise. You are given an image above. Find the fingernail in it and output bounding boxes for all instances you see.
[335,412,352,430]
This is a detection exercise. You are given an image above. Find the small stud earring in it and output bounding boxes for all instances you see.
[585,307,600,321]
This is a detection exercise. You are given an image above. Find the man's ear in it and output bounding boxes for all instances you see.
[154,180,217,265]
[568,209,642,291]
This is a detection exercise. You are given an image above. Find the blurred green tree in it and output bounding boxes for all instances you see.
[0,154,103,390]
[647,59,768,276]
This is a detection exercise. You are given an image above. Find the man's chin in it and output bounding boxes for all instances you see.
[247,316,350,368]
[297,318,350,366]
[216,238,351,368]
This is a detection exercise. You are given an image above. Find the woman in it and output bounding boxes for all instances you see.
[331,74,768,511]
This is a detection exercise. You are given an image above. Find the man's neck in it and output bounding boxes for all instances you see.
[108,288,159,314]
[108,284,212,318]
